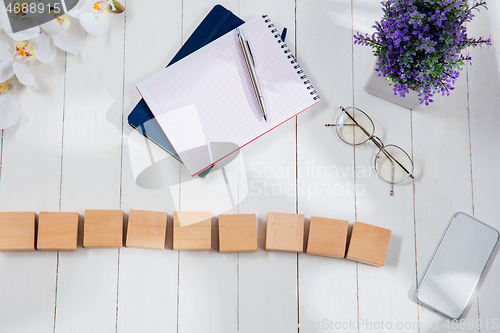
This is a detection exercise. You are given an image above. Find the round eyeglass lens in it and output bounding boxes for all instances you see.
[375,144,413,184]
[335,107,375,145]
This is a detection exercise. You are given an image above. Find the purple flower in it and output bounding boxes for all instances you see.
[354,0,490,105]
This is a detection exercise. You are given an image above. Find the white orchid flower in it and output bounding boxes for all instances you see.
[0,4,87,61]
[35,14,87,61]
[0,40,37,90]
[68,0,124,38]
[0,78,26,129]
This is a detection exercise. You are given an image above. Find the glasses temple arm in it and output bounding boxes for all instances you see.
[390,160,395,196]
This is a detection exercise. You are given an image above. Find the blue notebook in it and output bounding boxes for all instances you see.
[128,5,244,177]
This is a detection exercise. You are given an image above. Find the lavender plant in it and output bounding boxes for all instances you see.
[354,0,491,105]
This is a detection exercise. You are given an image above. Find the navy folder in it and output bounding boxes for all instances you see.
[128,5,244,177]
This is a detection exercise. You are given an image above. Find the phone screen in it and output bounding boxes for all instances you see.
[416,212,498,319]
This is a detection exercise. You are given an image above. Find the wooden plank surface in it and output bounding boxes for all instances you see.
[352,1,420,330]
[412,35,477,333]
[296,0,358,332]
[54,10,125,333]
[468,3,500,332]
[176,2,240,332]
[237,1,299,332]
[0,35,65,331]
[116,0,181,331]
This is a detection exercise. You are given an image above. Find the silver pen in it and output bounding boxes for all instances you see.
[236,27,268,122]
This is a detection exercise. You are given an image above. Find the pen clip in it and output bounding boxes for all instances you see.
[245,40,256,67]
[238,28,255,67]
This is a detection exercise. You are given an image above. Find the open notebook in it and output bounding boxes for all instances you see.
[137,15,319,176]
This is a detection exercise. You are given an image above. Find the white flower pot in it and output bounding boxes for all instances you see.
[364,67,421,109]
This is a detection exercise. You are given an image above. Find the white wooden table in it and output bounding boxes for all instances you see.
[1,0,499,332]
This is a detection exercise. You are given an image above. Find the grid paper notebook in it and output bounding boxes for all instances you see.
[137,15,319,176]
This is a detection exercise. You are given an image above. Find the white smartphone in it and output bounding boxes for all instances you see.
[416,212,499,319]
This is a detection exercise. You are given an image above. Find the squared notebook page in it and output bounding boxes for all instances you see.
[137,15,319,176]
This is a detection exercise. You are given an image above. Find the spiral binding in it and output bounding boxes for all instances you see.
[262,15,319,101]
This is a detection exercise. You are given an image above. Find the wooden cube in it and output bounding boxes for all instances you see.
[173,211,211,250]
[37,212,79,251]
[265,212,304,252]
[218,214,257,253]
[0,212,36,251]
[346,221,391,267]
[83,210,123,248]
[306,216,348,258]
[126,209,167,250]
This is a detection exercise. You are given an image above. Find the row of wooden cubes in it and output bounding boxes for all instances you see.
[0,210,391,266]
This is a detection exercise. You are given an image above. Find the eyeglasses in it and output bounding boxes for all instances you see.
[325,106,414,196]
